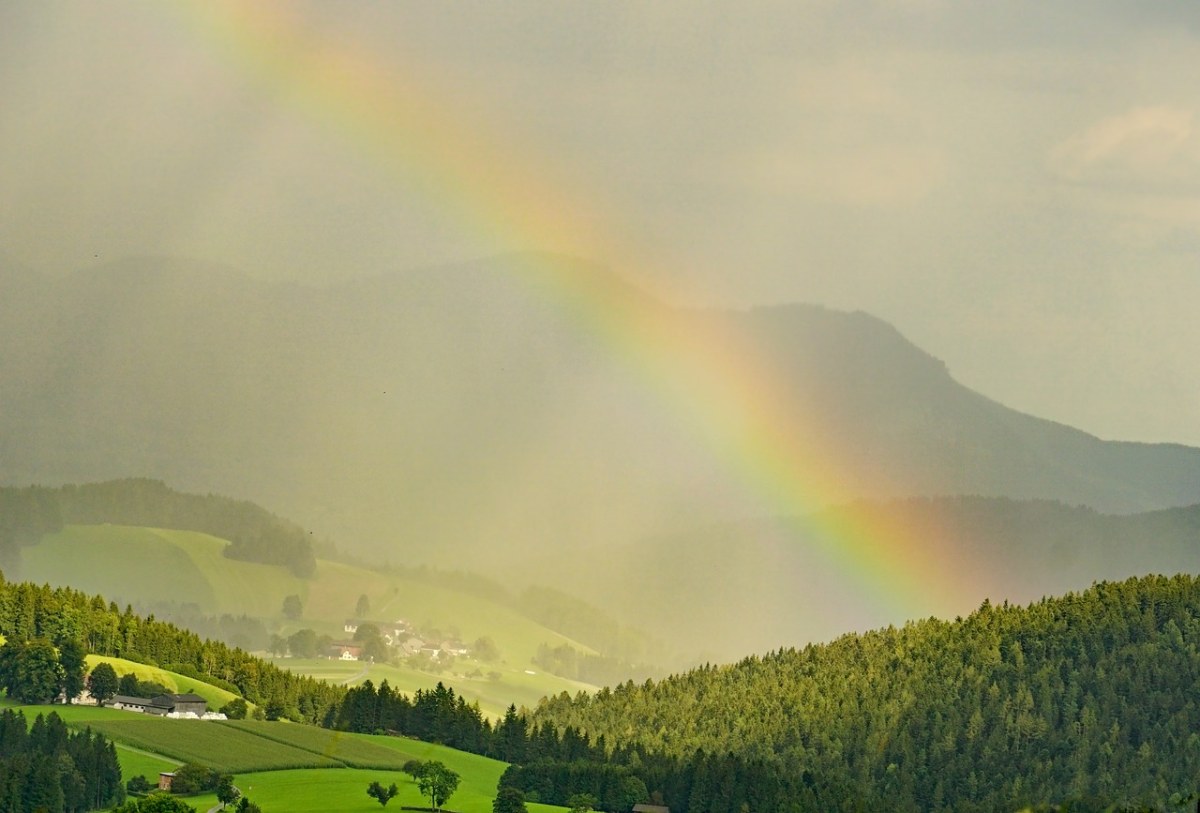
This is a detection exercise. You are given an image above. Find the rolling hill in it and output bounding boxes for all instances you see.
[19,524,603,715]
[530,574,1200,811]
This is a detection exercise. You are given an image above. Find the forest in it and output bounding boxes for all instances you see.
[0,709,124,812]
[530,574,1200,811]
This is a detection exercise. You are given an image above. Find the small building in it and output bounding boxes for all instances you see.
[441,640,470,656]
[158,772,175,791]
[153,693,209,716]
[343,620,359,634]
[109,695,166,714]
[329,642,363,661]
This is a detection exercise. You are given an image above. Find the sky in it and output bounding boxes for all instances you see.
[2,1,1198,446]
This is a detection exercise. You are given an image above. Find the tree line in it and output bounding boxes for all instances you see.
[0,479,317,577]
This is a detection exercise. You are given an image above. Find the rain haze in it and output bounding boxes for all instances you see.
[2,2,1200,658]
[3,1,1198,445]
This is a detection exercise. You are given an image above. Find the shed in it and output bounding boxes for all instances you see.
[109,695,167,714]
[154,693,208,716]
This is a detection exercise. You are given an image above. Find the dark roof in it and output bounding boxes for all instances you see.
[110,693,208,712]
[110,695,157,707]
[150,693,207,707]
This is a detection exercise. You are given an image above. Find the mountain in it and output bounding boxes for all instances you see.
[2,253,1198,574]
[530,574,1200,811]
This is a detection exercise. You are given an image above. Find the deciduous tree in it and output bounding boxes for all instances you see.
[282,594,303,620]
[417,761,460,811]
[366,780,399,807]
[493,786,528,813]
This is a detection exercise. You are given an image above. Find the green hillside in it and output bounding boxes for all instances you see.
[531,574,1200,811]
[85,654,241,710]
[11,702,563,812]
[22,524,600,713]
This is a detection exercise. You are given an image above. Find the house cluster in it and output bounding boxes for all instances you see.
[106,692,226,720]
[329,618,471,662]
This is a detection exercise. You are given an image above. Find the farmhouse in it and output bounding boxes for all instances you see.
[441,639,470,656]
[329,642,363,661]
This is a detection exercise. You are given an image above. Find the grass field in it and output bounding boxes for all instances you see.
[24,525,306,617]
[88,717,345,773]
[222,720,415,769]
[114,743,180,779]
[227,767,564,813]
[4,701,566,812]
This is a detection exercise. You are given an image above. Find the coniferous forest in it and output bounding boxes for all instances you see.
[0,709,124,812]
[0,575,343,722]
[527,574,1200,811]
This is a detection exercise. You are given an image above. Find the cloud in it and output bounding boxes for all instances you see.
[1049,106,1200,189]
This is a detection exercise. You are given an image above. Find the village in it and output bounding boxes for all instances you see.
[326,618,472,663]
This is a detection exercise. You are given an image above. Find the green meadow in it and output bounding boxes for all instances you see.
[5,702,564,812]
[228,767,564,813]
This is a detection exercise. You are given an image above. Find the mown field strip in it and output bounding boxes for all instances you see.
[85,717,344,774]
[219,720,412,769]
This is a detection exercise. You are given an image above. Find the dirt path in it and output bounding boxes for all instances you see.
[340,664,369,685]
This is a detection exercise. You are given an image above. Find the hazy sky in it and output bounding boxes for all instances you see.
[2,1,1198,445]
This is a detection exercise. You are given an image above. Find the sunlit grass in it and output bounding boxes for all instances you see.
[85,654,241,710]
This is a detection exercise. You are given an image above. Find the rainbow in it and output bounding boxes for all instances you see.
[170,2,984,630]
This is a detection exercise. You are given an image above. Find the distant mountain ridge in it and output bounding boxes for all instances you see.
[570,497,1200,658]
[2,254,1198,571]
